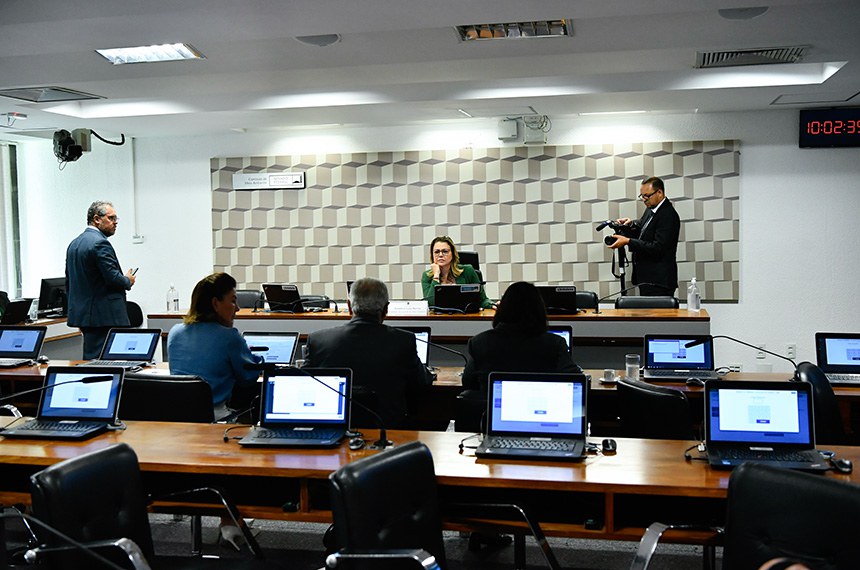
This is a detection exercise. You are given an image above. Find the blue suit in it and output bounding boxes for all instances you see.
[65,226,132,358]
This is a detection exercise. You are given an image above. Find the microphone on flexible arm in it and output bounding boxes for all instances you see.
[592,283,660,314]
[684,335,802,381]
[397,329,468,366]
[243,361,393,449]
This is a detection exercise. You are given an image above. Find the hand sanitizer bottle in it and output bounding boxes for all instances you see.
[687,278,701,312]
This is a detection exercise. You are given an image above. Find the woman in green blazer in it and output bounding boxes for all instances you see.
[421,235,493,309]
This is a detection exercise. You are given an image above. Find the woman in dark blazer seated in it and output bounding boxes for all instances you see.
[461,281,583,395]
[421,235,493,309]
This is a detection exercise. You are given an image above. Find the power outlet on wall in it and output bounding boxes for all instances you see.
[756,344,766,359]
[728,363,742,373]
[786,343,797,359]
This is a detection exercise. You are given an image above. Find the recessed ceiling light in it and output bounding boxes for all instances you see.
[95,43,204,65]
[295,34,341,47]
[718,7,769,20]
[456,20,572,41]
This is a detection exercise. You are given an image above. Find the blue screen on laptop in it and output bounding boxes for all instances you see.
[707,387,812,445]
[488,379,585,435]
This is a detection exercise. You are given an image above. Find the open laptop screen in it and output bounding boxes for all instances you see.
[39,367,123,421]
[815,332,860,372]
[706,383,813,446]
[487,373,586,437]
[548,326,572,349]
[396,326,431,365]
[645,335,714,371]
[260,369,349,427]
[0,326,46,358]
[100,329,160,361]
[243,332,299,365]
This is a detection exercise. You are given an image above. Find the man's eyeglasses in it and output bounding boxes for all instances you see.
[638,190,658,201]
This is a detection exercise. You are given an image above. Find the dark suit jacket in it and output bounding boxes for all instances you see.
[461,323,583,394]
[627,198,681,294]
[65,226,132,328]
[304,315,431,428]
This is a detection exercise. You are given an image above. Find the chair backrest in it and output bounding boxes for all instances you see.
[797,361,847,445]
[29,443,155,567]
[0,290,9,313]
[458,251,479,270]
[126,301,144,327]
[723,462,860,569]
[236,289,263,309]
[576,290,599,310]
[119,373,215,422]
[454,390,486,433]
[615,295,679,309]
[616,377,695,439]
[329,440,447,569]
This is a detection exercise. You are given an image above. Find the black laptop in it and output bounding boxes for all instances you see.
[263,283,305,313]
[537,286,578,314]
[704,380,829,471]
[0,299,32,325]
[0,365,124,440]
[643,334,719,380]
[239,367,351,447]
[0,325,47,368]
[815,332,860,385]
[433,284,482,314]
[243,331,300,365]
[476,371,588,461]
[82,328,161,371]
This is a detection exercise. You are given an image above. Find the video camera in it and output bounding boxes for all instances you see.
[595,220,637,246]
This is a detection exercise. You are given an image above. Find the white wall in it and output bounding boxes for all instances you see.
[14,109,860,372]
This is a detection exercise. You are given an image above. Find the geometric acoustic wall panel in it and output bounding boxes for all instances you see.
[211,140,740,303]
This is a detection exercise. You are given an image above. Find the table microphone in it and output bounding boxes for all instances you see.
[592,283,659,314]
[244,362,393,449]
[684,335,801,380]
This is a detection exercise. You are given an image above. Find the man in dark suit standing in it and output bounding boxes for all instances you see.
[304,277,432,428]
[66,200,137,359]
[608,176,681,296]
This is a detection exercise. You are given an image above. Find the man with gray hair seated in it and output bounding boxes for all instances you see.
[304,277,432,428]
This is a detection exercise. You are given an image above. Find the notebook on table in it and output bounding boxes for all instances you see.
[81,328,161,371]
[239,367,351,447]
[476,371,588,461]
[262,283,305,313]
[432,284,482,314]
[643,334,719,380]
[0,365,124,440]
[0,300,32,325]
[704,380,829,471]
[537,286,578,314]
[0,325,47,368]
[815,332,860,385]
[243,331,300,365]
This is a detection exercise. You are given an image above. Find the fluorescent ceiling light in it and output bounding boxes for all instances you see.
[42,101,193,118]
[579,110,647,116]
[96,43,204,65]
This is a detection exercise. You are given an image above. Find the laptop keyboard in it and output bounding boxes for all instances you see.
[255,428,339,440]
[649,370,714,378]
[17,420,100,432]
[82,360,145,369]
[489,438,576,451]
[0,358,31,367]
[721,449,813,462]
[826,373,860,384]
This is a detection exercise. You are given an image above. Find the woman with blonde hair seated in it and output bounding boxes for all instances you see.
[421,235,493,309]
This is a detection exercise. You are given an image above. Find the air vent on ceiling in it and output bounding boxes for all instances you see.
[0,86,102,103]
[696,45,809,68]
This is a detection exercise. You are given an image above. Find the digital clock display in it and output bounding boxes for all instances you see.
[799,108,860,148]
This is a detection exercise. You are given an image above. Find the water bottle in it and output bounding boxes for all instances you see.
[687,278,701,312]
[166,284,179,313]
[28,299,39,322]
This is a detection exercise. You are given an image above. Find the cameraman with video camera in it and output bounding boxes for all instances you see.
[606,176,680,296]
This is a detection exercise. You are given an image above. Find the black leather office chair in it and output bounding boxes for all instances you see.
[454,389,486,433]
[0,290,9,314]
[126,301,144,328]
[29,443,273,569]
[458,251,483,283]
[329,441,561,570]
[615,296,679,309]
[236,289,263,310]
[616,378,696,440]
[120,373,215,423]
[631,462,860,570]
[797,361,848,445]
[576,290,598,310]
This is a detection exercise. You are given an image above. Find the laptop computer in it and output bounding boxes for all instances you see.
[704,380,829,471]
[0,365,124,440]
[0,299,32,325]
[396,326,432,366]
[643,334,719,380]
[263,283,305,313]
[548,325,573,350]
[815,332,860,385]
[243,331,300,365]
[81,328,161,371]
[433,284,482,314]
[239,367,351,447]
[476,371,588,461]
[0,325,47,368]
[537,285,578,314]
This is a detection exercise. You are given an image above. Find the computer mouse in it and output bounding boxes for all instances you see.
[348,437,365,451]
[36,355,50,364]
[685,377,705,387]
[831,457,853,474]
[601,438,617,453]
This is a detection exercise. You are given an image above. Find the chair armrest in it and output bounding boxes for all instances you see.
[150,486,263,558]
[25,537,151,570]
[630,522,723,570]
[326,549,441,570]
